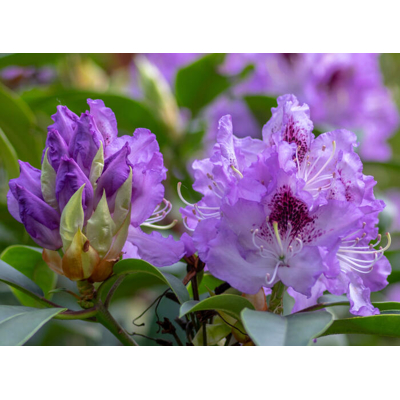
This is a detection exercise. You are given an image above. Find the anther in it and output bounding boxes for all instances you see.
[322,145,326,151]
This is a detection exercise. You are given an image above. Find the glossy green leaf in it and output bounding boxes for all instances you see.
[175,53,230,116]
[192,320,231,346]
[244,95,277,127]
[0,83,41,167]
[0,259,44,297]
[321,314,400,338]
[0,245,56,307]
[0,306,66,345]
[179,294,255,321]
[109,258,190,304]
[298,297,400,314]
[241,309,333,346]
[0,126,19,180]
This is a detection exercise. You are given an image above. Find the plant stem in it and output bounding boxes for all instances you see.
[54,308,98,320]
[191,274,199,301]
[202,322,207,346]
[104,275,125,309]
[96,303,138,346]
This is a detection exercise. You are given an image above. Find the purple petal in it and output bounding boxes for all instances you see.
[56,157,93,220]
[9,161,42,201]
[278,247,326,297]
[126,226,185,267]
[7,189,22,222]
[43,129,69,172]
[106,130,166,178]
[204,227,274,295]
[181,232,196,257]
[48,105,78,145]
[68,112,102,177]
[287,277,327,313]
[95,142,131,211]
[262,94,313,163]
[216,115,238,168]
[88,98,118,146]
[130,164,165,227]
[14,185,62,250]
[347,272,380,316]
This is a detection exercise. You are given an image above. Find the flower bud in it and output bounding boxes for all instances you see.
[8,99,179,283]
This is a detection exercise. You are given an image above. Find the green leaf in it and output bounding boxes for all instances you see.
[0,83,41,167]
[192,319,231,346]
[108,258,190,304]
[179,294,255,321]
[241,309,333,346]
[0,306,66,345]
[0,53,65,68]
[244,95,278,127]
[0,259,44,297]
[175,53,230,116]
[0,126,19,180]
[320,314,400,338]
[0,245,56,307]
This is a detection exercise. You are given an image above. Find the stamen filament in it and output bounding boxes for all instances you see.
[141,220,178,230]
[273,221,284,256]
[306,141,336,186]
[230,165,243,179]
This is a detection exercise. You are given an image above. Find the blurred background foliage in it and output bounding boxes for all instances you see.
[1,53,400,345]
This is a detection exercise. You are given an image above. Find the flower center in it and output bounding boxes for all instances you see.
[251,219,304,285]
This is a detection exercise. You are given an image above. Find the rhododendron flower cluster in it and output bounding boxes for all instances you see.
[7,99,183,282]
[180,94,391,316]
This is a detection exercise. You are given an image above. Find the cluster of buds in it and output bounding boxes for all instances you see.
[8,99,143,282]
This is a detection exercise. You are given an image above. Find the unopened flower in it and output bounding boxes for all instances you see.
[8,99,183,281]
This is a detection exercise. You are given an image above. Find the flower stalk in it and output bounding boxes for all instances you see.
[269,281,285,315]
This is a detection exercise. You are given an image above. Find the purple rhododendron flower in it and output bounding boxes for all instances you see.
[180,94,391,316]
[8,99,183,281]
